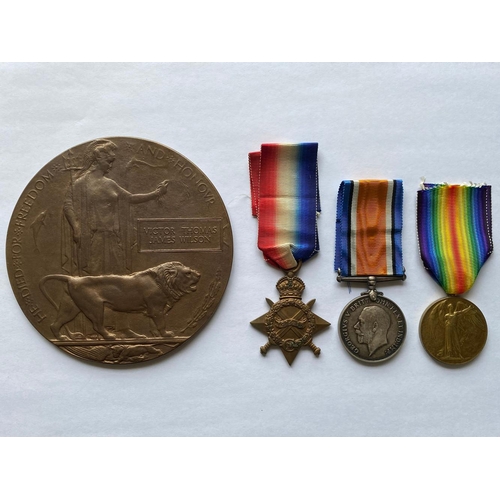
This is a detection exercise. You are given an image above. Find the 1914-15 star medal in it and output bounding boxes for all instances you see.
[248,142,330,365]
[251,273,330,365]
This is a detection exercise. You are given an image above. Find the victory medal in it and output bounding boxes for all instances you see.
[248,143,330,365]
[417,182,492,365]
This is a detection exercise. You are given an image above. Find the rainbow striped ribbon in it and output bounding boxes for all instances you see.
[249,143,320,270]
[335,180,404,277]
[417,183,493,295]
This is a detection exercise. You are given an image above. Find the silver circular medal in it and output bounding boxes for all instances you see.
[338,294,406,363]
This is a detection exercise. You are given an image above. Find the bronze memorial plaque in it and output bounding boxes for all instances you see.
[7,138,233,365]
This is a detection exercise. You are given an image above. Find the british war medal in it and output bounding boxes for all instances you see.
[249,143,330,365]
[336,180,406,363]
[417,183,492,365]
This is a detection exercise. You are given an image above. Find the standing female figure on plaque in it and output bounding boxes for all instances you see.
[62,139,168,277]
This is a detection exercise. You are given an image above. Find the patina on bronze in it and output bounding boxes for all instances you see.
[7,137,233,364]
[337,275,406,363]
[251,264,330,366]
[420,296,487,365]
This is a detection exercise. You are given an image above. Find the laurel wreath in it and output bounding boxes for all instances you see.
[266,298,315,350]
[180,268,222,333]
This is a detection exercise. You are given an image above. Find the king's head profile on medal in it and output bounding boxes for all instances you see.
[354,305,392,356]
[248,143,330,365]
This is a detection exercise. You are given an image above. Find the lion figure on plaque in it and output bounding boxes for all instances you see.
[40,261,201,340]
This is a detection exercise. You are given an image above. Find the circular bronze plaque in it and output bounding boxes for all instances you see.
[6,137,233,364]
[338,294,406,363]
[420,296,487,365]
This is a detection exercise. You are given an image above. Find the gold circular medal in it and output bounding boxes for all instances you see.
[419,297,487,365]
[6,137,233,365]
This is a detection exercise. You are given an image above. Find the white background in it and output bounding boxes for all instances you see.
[1,62,500,438]
[2,0,500,496]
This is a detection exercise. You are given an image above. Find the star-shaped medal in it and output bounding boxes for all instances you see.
[251,275,330,365]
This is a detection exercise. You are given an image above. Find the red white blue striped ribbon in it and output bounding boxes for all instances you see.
[249,143,320,270]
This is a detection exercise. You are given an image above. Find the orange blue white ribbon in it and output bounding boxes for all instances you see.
[417,183,493,295]
[249,143,320,270]
[335,180,404,277]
